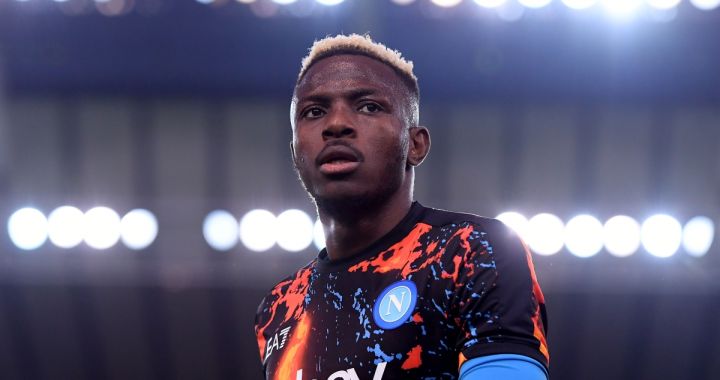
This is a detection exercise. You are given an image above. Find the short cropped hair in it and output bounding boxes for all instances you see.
[295,34,420,126]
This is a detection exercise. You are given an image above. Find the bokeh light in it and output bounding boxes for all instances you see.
[120,209,159,250]
[276,209,314,252]
[562,0,597,9]
[8,208,48,250]
[602,0,643,16]
[48,206,85,249]
[474,0,507,8]
[316,0,344,5]
[564,214,604,258]
[527,213,565,256]
[646,0,681,10]
[238,209,276,252]
[603,215,641,257]
[690,0,720,11]
[84,207,122,249]
[641,214,682,258]
[203,210,239,251]
[683,216,714,257]
[496,211,529,240]
[430,0,463,7]
[519,0,553,9]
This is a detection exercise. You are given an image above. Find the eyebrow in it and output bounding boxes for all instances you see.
[299,88,383,104]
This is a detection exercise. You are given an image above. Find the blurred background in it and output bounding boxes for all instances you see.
[0,0,719,379]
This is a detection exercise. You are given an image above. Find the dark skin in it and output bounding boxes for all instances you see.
[291,54,430,262]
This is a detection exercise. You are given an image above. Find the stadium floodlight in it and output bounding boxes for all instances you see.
[239,209,277,252]
[564,215,604,258]
[48,206,85,249]
[203,210,239,251]
[496,211,529,240]
[391,0,417,5]
[120,209,158,250]
[562,0,597,10]
[683,216,714,257]
[641,214,682,258]
[314,219,326,250]
[84,207,122,250]
[276,209,314,252]
[316,0,344,5]
[272,0,298,4]
[602,0,643,16]
[8,208,48,250]
[527,213,565,256]
[603,215,640,257]
[646,0,681,9]
[430,0,463,7]
[474,0,507,8]
[519,0,553,9]
[690,0,720,11]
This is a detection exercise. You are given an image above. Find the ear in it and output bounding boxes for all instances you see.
[407,126,430,167]
[290,141,298,168]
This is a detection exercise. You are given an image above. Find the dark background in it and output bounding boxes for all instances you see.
[0,0,719,379]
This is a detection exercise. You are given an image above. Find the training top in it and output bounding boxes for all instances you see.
[255,202,549,380]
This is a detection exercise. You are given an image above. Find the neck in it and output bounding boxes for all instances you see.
[318,188,413,262]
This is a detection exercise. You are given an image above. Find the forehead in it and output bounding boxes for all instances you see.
[295,54,406,100]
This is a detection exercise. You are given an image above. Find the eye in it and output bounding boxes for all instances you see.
[358,103,382,114]
[302,107,325,119]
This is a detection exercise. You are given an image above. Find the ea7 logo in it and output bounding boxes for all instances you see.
[296,362,386,380]
[265,326,291,360]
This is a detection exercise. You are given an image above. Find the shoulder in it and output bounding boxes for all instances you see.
[419,204,519,247]
[255,260,316,321]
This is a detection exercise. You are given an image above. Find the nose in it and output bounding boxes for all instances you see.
[322,106,356,140]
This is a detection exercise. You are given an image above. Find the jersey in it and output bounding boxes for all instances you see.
[254,202,549,380]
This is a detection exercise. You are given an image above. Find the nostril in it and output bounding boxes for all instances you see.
[340,127,354,137]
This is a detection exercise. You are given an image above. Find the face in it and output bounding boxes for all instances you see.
[290,54,415,210]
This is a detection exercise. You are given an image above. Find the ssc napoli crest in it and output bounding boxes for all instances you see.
[373,280,417,329]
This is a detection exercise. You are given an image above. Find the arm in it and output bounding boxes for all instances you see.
[459,354,548,380]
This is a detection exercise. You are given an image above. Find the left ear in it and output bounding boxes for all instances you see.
[407,126,431,167]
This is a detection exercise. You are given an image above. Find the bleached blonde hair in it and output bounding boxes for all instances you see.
[295,33,420,126]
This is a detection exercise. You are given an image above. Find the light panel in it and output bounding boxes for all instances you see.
[204,210,239,251]
[641,214,682,258]
[527,213,565,256]
[276,209,314,252]
[8,208,48,250]
[239,209,277,252]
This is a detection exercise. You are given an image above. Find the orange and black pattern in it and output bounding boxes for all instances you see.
[255,202,549,380]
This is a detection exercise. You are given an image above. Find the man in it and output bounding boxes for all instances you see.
[255,34,549,380]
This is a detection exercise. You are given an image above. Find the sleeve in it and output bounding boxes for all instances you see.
[450,219,549,371]
[459,354,548,380]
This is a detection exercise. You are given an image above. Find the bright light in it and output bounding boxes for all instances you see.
[519,0,553,9]
[120,209,158,250]
[195,0,214,4]
[497,0,525,20]
[496,211,529,240]
[690,0,720,10]
[430,0,463,7]
[271,0,298,4]
[314,219,326,250]
[84,207,121,250]
[527,213,565,256]
[646,0,681,9]
[48,206,85,249]
[276,209,314,252]
[474,0,507,8]
[641,214,682,258]
[602,0,643,16]
[239,209,276,252]
[562,0,597,9]
[391,0,417,4]
[603,215,640,257]
[236,0,257,3]
[8,208,48,250]
[203,210,239,251]
[683,216,714,257]
[316,0,344,5]
[564,215,604,258]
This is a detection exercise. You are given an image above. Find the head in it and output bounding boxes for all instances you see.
[290,34,430,215]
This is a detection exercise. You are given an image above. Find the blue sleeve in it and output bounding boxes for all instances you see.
[459,354,549,380]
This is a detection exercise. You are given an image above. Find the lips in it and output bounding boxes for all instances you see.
[316,145,363,176]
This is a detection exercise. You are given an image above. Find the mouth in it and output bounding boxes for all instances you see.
[316,146,362,176]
